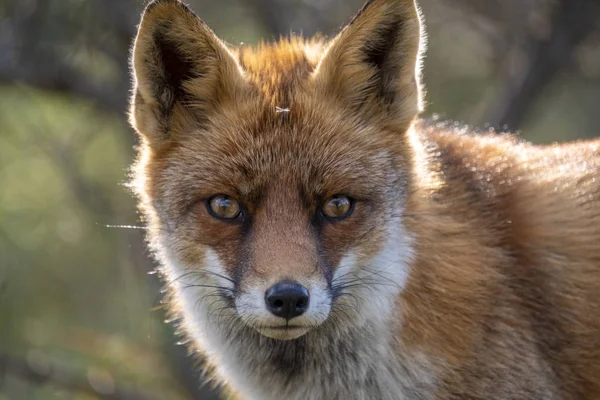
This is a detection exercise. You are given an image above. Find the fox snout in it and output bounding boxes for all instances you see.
[234,264,332,341]
[240,280,318,340]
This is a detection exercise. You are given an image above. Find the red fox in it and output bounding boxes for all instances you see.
[128,0,600,398]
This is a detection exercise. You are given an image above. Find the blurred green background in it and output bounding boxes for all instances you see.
[0,0,599,399]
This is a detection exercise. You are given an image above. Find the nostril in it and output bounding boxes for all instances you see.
[265,280,310,320]
[273,299,284,308]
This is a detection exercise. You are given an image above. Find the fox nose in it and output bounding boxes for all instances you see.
[265,281,310,320]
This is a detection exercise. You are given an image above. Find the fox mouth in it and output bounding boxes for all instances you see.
[234,283,332,340]
[264,324,304,330]
[256,325,312,340]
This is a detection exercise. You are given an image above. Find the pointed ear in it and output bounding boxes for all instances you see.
[129,0,247,144]
[313,0,425,126]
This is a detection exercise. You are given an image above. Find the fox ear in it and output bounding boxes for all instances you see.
[314,0,425,125]
[130,0,247,144]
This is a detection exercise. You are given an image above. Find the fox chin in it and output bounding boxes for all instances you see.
[128,0,600,399]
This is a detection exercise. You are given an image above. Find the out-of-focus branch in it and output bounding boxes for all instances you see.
[0,354,154,400]
[0,1,132,113]
[0,71,128,114]
[242,0,349,38]
[483,0,600,130]
[243,0,291,37]
[26,130,221,400]
[0,2,218,399]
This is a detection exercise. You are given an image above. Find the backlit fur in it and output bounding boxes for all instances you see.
[129,0,600,398]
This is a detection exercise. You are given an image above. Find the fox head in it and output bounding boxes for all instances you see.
[130,0,424,341]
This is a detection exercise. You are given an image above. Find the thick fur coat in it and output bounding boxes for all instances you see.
[128,0,600,398]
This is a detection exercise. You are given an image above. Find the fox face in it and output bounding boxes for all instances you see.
[155,109,414,341]
[130,0,423,342]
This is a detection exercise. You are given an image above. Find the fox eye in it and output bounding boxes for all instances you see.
[207,195,242,220]
[321,196,354,220]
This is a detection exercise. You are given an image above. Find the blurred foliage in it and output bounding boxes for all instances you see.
[0,0,599,399]
[0,87,190,399]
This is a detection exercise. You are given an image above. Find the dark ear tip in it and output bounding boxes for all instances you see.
[144,0,174,13]
[144,0,195,16]
[348,0,376,26]
[348,0,417,27]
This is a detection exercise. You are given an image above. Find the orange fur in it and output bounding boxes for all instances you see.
[128,0,600,399]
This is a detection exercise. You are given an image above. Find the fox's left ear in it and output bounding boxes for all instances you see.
[314,0,425,125]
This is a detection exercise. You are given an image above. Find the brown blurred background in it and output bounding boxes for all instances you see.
[1,0,599,399]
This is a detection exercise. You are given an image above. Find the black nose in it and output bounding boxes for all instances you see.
[265,281,310,320]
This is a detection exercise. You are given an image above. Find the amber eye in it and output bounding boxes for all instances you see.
[321,196,354,220]
[207,195,242,220]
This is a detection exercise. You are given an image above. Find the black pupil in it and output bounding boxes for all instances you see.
[217,198,230,209]
[213,196,237,217]
[332,198,347,212]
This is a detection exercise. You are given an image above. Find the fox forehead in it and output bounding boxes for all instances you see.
[235,37,326,106]
[150,97,403,212]
[152,110,402,212]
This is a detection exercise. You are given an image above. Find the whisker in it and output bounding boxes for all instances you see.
[200,270,236,284]
[96,222,148,230]
[170,266,236,285]
[180,283,235,293]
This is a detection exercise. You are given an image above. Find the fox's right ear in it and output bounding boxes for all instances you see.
[130,0,247,144]
[313,0,425,127]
